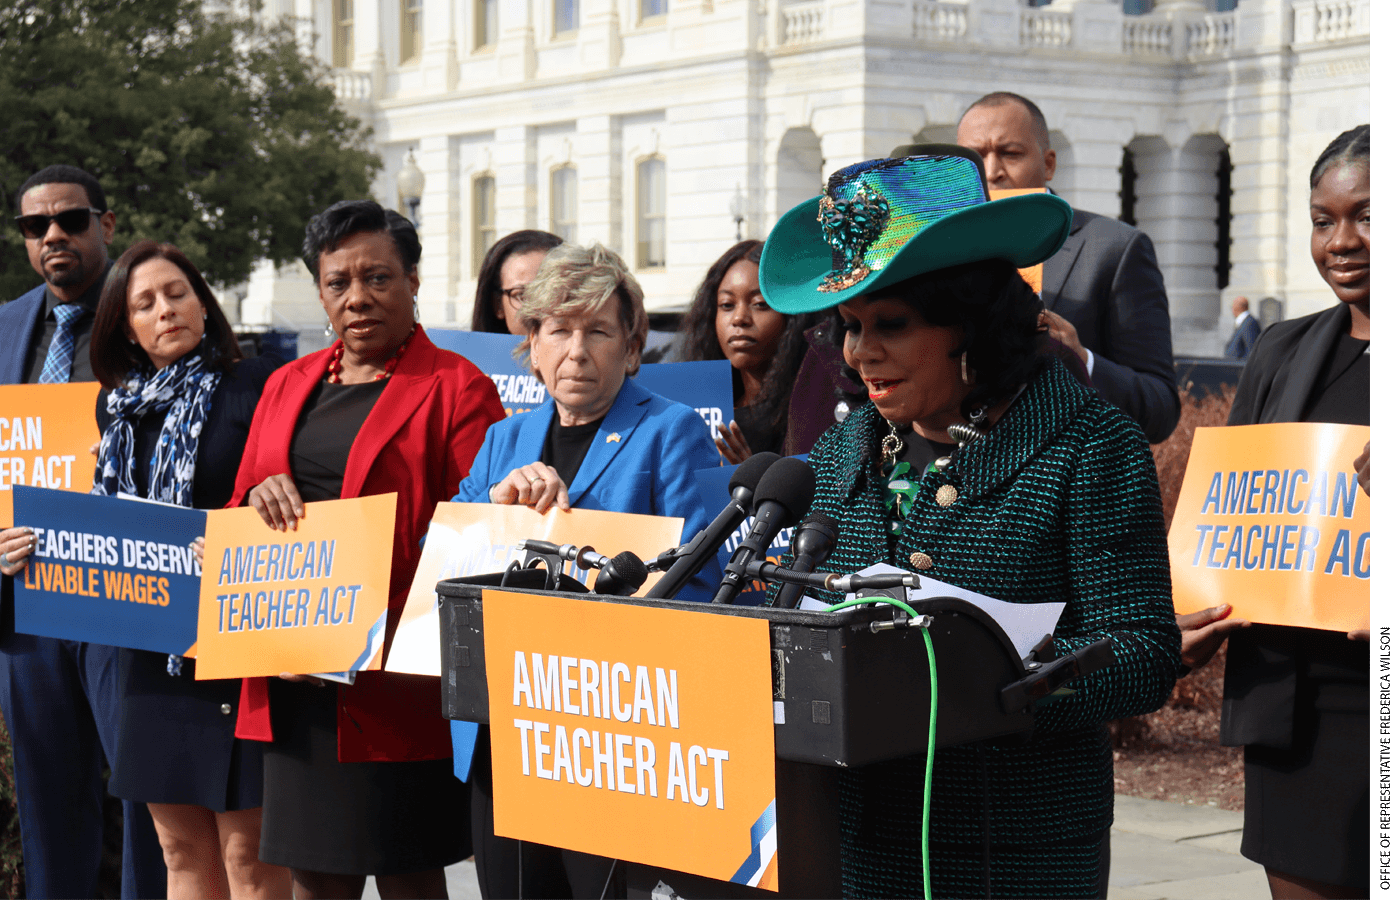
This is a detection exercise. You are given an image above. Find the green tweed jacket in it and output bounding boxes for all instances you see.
[802,358,1180,898]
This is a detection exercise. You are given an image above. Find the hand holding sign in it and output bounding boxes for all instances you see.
[490,462,572,513]
[0,527,37,577]
[248,473,307,533]
[1176,604,1250,671]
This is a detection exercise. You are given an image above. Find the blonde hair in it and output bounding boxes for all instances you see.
[515,242,649,376]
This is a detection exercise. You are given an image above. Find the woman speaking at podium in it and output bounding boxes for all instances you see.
[759,148,1180,898]
[453,241,718,898]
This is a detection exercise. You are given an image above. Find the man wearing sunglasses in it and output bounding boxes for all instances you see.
[0,165,167,899]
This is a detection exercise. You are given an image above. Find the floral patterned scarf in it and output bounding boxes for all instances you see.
[93,347,222,508]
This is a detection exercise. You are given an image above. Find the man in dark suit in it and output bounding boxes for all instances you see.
[957,92,1181,442]
[1225,295,1263,359]
[0,165,166,898]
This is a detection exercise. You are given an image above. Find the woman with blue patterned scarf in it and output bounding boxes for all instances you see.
[88,241,290,899]
[759,147,1180,898]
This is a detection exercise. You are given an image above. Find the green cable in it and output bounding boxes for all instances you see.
[824,596,938,900]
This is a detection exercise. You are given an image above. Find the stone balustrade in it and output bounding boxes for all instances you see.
[1293,0,1368,44]
[780,1,826,48]
[332,68,373,101]
[1020,7,1072,49]
[769,0,1365,59]
[912,0,968,44]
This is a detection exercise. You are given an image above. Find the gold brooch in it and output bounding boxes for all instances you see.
[935,485,958,507]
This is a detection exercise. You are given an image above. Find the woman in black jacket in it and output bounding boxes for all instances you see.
[1181,125,1370,899]
[89,241,290,899]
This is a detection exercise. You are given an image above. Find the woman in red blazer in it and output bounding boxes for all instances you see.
[226,200,504,899]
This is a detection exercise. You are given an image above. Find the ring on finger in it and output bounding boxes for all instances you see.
[0,552,8,568]
[528,476,543,484]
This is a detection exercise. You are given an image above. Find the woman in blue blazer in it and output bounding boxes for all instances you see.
[452,242,719,899]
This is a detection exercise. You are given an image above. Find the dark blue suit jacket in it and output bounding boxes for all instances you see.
[455,376,721,601]
[0,286,48,385]
[1224,313,1262,360]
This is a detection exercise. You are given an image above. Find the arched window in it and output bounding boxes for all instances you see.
[551,166,578,243]
[1215,146,1232,290]
[1119,147,1137,226]
[401,0,422,64]
[472,175,497,273]
[636,157,666,269]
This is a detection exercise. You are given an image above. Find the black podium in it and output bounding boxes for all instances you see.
[437,575,1108,898]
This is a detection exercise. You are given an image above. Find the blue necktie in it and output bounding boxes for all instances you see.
[38,303,83,384]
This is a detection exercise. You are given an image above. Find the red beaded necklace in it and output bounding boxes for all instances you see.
[326,325,417,384]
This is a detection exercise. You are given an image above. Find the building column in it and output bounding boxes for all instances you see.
[1132,134,1223,356]
[352,0,385,95]
[416,134,457,324]
[577,115,622,251]
[422,1,459,91]
[496,0,537,81]
[1056,115,1132,219]
[495,125,535,234]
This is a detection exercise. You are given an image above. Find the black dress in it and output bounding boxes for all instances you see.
[105,353,280,811]
[1224,306,1369,889]
[258,380,474,876]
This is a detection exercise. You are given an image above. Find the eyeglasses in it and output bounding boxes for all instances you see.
[499,286,527,306]
[15,208,103,240]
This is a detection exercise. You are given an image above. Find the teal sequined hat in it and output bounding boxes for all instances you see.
[759,145,1073,314]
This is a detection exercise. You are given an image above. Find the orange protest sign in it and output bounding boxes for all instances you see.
[484,591,778,889]
[194,494,398,679]
[385,504,684,676]
[990,188,1046,293]
[0,383,101,528]
[1169,423,1369,632]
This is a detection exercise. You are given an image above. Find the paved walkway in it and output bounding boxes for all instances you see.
[364,795,1267,900]
[1109,796,1268,900]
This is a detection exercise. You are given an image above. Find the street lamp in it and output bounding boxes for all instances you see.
[398,148,425,227]
[729,183,745,242]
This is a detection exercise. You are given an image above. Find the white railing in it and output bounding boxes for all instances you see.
[912,0,968,44]
[1293,0,1367,44]
[1020,7,1072,49]
[332,69,372,101]
[780,1,825,47]
[1185,12,1235,57]
[1123,17,1173,56]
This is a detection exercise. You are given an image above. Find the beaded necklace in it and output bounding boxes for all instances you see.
[326,325,417,384]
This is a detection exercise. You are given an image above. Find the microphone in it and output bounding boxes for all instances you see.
[594,551,648,597]
[518,540,650,597]
[738,560,920,594]
[711,457,816,605]
[773,512,839,609]
[643,452,781,599]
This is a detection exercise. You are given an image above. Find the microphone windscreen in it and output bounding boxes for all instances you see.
[608,551,649,590]
[752,457,816,524]
[728,451,780,496]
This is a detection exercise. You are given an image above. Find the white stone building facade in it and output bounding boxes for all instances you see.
[238,0,1369,358]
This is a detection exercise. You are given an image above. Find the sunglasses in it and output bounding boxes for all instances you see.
[14,207,103,240]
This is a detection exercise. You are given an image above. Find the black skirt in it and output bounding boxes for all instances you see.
[258,679,472,876]
[1240,689,1368,887]
[108,649,263,811]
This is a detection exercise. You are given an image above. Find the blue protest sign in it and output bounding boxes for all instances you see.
[426,330,544,417]
[12,486,205,655]
[637,360,733,443]
[427,329,734,441]
[694,465,796,606]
